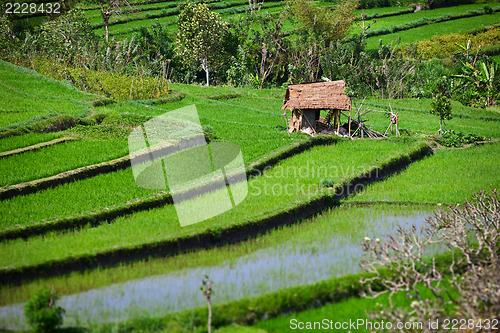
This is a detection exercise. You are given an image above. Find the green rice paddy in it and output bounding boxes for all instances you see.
[351,1,500,35]
[0,133,62,152]
[0,139,422,269]
[365,11,500,49]
[0,205,435,330]
[0,61,96,128]
[0,139,129,186]
[347,142,500,204]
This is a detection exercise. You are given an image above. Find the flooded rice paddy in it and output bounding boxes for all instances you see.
[0,205,440,329]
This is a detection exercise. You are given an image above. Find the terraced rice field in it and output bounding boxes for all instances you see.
[81,0,500,57]
[0,35,499,330]
[0,205,437,329]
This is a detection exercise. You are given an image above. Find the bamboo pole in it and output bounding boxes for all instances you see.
[348,100,352,138]
[336,110,340,134]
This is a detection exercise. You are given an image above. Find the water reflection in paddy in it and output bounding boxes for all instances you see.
[0,206,438,329]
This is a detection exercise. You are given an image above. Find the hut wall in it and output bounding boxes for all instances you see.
[301,109,320,129]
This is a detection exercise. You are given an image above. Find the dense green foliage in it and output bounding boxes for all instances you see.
[2,0,499,103]
[0,139,424,269]
[24,288,65,333]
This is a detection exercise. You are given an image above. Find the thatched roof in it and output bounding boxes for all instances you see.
[282,80,351,111]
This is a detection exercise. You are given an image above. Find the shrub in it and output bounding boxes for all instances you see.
[202,125,216,142]
[437,130,483,147]
[24,288,65,333]
[39,9,96,63]
[31,58,169,101]
[360,189,500,330]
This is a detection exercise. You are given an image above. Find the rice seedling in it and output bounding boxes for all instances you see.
[351,1,499,35]
[0,167,161,229]
[0,61,97,128]
[0,205,434,327]
[353,98,500,138]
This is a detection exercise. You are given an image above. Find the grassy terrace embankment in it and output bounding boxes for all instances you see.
[89,0,500,47]
[0,61,97,129]
[353,2,500,35]
[0,136,333,240]
[0,139,430,280]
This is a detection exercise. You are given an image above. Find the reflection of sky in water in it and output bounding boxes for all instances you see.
[0,208,438,329]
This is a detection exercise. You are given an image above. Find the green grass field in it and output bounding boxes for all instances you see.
[0,140,129,186]
[0,58,499,330]
[85,0,500,57]
[346,142,500,204]
[351,1,500,35]
[0,133,62,152]
[0,205,432,306]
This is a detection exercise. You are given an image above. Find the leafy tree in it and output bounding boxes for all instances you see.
[245,10,288,88]
[25,288,65,333]
[452,40,499,108]
[430,93,452,132]
[175,2,229,86]
[40,9,95,64]
[287,0,359,46]
[98,0,134,44]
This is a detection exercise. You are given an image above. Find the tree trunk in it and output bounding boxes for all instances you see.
[201,58,210,86]
[100,4,111,44]
[207,298,212,333]
[105,22,109,44]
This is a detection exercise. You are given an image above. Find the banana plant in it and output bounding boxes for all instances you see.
[454,59,498,107]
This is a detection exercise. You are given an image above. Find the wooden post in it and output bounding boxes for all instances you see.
[301,110,317,134]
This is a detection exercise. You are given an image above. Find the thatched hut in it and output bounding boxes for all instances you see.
[282,80,351,134]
